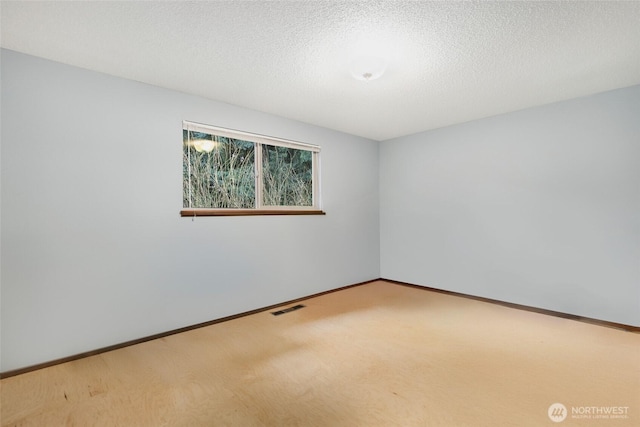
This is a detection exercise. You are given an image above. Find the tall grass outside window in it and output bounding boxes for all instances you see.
[182,121,321,216]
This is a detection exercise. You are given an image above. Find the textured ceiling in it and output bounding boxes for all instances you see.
[2,1,640,141]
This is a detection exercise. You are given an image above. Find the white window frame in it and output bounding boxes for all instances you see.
[182,120,323,216]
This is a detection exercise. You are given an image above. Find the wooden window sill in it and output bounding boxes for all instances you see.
[180,209,326,217]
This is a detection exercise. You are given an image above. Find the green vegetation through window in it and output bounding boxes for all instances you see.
[182,121,321,214]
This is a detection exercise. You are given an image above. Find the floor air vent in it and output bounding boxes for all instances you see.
[271,304,306,316]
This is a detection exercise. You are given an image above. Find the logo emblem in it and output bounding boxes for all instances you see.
[548,403,568,422]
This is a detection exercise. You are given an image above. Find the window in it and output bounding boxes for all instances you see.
[182,121,323,216]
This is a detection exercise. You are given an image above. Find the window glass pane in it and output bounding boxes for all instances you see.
[183,130,255,208]
[262,144,313,206]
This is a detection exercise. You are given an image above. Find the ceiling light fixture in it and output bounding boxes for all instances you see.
[349,55,388,81]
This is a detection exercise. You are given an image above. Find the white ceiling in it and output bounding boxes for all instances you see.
[2,1,640,141]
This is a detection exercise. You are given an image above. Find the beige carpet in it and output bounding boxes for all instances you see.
[2,280,638,426]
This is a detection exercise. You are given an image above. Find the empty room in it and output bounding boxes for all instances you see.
[1,1,639,426]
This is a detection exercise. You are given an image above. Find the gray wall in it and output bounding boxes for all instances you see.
[2,48,638,373]
[0,49,380,372]
[380,85,640,327]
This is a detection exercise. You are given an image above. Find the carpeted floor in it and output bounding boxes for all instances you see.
[2,280,638,426]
